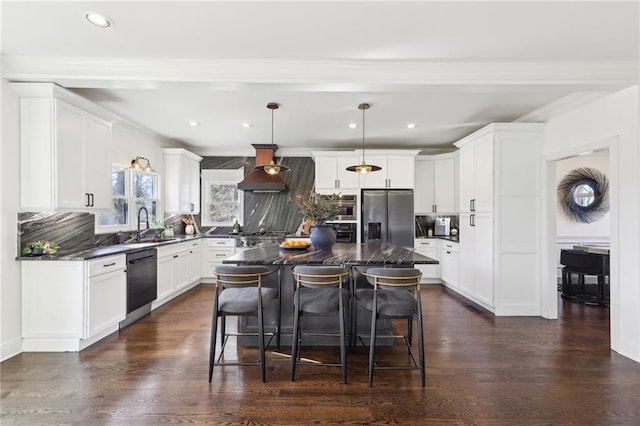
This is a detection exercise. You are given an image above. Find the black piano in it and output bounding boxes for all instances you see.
[560,246,610,306]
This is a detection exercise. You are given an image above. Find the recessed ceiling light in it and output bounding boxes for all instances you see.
[188,121,200,127]
[242,123,252,128]
[407,123,416,129]
[348,123,357,129]
[85,12,113,28]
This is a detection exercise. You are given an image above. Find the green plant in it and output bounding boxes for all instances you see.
[21,240,60,256]
[295,193,340,224]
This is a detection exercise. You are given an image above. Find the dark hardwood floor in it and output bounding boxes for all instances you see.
[2,284,639,425]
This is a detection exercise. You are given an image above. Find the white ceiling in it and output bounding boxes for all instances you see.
[2,1,638,156]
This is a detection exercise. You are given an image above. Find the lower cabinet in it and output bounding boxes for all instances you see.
[22,254,126,352]
[414,239,440,283]
[201,238,236,280]
[440,241,460,289]
[459,212,494,310]
[154,240,202,308]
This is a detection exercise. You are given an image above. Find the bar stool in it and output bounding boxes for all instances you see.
[356,268,424,387]
[208,265,279,383]
[291,265,350,383]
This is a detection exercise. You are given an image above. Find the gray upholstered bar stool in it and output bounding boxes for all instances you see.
[356,268,424,386]
[291,265,350,383]
[208,265,279,383]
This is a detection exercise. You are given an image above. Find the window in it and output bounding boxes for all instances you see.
[97,165,160,233]
[201,169,244,226]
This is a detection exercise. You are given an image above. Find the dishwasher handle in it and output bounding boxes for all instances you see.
[128,255,156,264]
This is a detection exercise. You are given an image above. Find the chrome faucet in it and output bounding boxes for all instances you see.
[137,207,150,241]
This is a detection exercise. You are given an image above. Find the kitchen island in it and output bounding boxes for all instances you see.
[222,242,438,346]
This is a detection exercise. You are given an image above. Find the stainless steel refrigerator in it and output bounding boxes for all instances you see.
[361,189,414,249]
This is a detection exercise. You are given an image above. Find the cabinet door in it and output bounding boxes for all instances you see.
[315,157,338,189]
[189,158,201,213]
[434,158,455,213]
[187,245,202,283]
[173,251,190,290]
[473,213,494,307]
[458,214,474,296]
[336,157,359,189]
[359,155,387,188]
[87,269,126,338]
[458,145,475,213]
[180,156,193,213]
[387,156,415,188]
[157,255,175,300]
[414,160,434,214]
[473,133,494,212]
[85,114,112,210]
[440,246,459,289]
[416,247,439,279]
[55,101,86,209]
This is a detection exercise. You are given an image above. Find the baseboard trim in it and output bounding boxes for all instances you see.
[1,337,23,362]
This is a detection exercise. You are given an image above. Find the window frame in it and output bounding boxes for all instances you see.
[201,169,244,227]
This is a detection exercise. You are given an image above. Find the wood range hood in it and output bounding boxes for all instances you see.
[237,144,286,193]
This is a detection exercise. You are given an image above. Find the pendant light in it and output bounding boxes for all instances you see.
[346,103,381,174]
[254,102,290,175]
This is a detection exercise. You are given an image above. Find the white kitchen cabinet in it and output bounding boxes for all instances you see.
[164,148,203,214]
[440,241,459,289]
[201,238,236,280]
[414,153,457,214]
[414,239,440,283]
[21,254,126,352]
[13,83,113,211]
[87,256,127,338]
[414,158,434,214]
[454,124,544,315]
[312,152,360,191]
[153,239,202,308]
[359,152,419,189]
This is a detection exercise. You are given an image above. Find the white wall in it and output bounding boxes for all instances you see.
[1,78,23,361]
[544,85,639,363]
[556,152,610,238]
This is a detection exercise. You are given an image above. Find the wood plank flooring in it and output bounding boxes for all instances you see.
[2,285,639,425]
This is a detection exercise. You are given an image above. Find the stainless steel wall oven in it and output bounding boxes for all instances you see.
[320,194,357,221]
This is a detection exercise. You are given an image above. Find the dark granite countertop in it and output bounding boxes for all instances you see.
[17,234,204,261]
[223,242,439,266]
[415,236,459,243]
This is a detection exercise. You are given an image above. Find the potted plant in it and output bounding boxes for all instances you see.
[21,240,59,256]
[295,193,340,251]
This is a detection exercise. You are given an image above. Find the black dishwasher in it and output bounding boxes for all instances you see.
[125,248,158,315]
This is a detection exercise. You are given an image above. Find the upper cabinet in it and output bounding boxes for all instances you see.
[13,83,113,211]
[311,151,359,191]
[163,148,203,214]
[358,150,420,189]
[458,132,494,213]
[414,153,458,214]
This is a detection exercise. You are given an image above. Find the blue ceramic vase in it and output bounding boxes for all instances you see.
[310,224,337,251]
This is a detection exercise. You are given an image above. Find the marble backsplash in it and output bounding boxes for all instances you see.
[18,212,95,256]
[415,214,459,238]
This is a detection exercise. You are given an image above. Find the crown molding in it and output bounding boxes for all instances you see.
[513,91,612,123]
[3,55,638,88]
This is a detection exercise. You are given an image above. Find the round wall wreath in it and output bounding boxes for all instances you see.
[557,167,609,223]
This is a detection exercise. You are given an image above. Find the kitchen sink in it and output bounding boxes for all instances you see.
[132,238,180,244]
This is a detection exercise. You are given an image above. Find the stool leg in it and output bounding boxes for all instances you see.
[416,302,425,387]
[339,293,347,384]
[368,293,378,387]
[291,291,301,381]
[257,292,267,383]
[276,268,282,351]
[208,299,219,382]
[406,318,413,352]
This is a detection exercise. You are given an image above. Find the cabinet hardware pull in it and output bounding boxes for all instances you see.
[103,262,116,267]
[90,193,95,207]
[446,251,451,254]
[85,193,90,207]
[173,255,179,258]
[216,254,226,257]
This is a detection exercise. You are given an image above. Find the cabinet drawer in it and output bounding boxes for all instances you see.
[441,242,459,253]
[209,248,235,260]
[157,241,191,258]
[415,239,437,249]
[206,238,235,248]
[87,255,125,277]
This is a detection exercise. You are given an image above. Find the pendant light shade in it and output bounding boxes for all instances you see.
[346,103,381,174]
[254,102,290,175]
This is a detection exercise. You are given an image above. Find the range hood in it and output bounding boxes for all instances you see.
[237,144,286,192]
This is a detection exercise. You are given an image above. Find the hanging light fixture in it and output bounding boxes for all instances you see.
[346,103,381,174]
[130,156,154,172]
[254,102,290,175]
